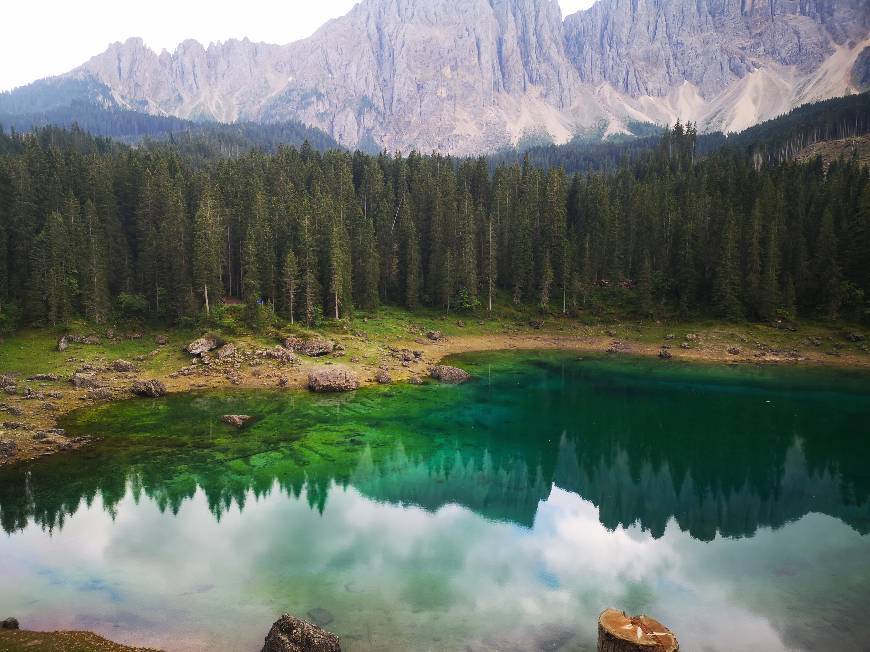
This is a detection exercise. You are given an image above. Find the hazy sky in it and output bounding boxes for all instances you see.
[0,0,597,92]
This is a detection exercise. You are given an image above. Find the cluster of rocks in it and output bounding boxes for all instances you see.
[56,334,101,352]
[284,337,345,358]
[606,341,632,354]
[0,439,17,461]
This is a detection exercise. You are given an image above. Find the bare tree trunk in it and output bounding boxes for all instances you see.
[204,283,210,315]
[597,609,678,652]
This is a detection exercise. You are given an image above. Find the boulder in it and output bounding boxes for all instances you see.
[430,365,471,384]
[87,388,114,401]
[56,336,69,352]
[727,347,742,355]
[308,367,360,393]
[375,370,392,385]
[0,440,17,460]
[222,414,253,428]
[111,359,136,373]
[426,330,443,341]
[845,332,865,342]
[261,614,340,652]
[156,335,169,346]
[131,379,167,398]
[528,320,545,330]
[1,617,18,630]
[186,336,221,356]
[658,349,673,360]
[408,376,424,385]
[300,339,335,357]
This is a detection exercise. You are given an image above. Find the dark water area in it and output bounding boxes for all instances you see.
[1,352,868,651]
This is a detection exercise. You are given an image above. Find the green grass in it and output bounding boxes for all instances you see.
[1,298,866,380]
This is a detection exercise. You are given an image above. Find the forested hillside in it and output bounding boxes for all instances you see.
[0,103,341,155]
[0,121,867,333]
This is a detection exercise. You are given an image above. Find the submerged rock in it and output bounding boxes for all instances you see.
[131,379,167,398]
[186,336,221,356]
[221,414,253,428]
[430,365,470,384]
[308,366,360,393]
[261,614,340,652]
[305,608,334,627]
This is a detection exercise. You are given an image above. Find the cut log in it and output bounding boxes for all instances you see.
[597,609,678,652]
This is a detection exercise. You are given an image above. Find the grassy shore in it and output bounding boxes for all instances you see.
[1,303,867,465]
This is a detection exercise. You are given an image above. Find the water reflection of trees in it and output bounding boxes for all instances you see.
[1,429,867,538]
[1,359,868,538]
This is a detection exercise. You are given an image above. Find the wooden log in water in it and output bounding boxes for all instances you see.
[597,609,679,652]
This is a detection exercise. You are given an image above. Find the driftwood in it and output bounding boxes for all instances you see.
[597,609,678,652]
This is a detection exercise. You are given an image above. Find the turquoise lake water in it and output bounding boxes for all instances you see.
[1,352,869,651]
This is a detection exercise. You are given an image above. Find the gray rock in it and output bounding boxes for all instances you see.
[261,614,340,652]
[426,330,443,341]
[216,344,238,360]
[111,359,136,372]
[71,372,105,389]
[131,379,167,398]
[375,370,392,385]
[300,339,335,357]
[27,373,59,381]
[308,367,360,393]
[56,336,69,352]
[430,365,471,384]
[0,440,17,460]
[186,336,220,356]
[1,617,18,630]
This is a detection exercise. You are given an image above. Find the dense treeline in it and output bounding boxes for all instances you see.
[0,103,341,156]
[0,120,867,331]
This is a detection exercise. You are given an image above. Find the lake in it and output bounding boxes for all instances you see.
[1,352,869,651]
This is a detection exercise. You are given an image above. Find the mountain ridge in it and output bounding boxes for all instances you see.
[1,0,867,154]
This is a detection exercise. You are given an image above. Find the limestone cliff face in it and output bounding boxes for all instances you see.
[563,0,868,99]
[8,0,868,153]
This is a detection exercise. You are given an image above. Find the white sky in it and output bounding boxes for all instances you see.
[0,0,597,92]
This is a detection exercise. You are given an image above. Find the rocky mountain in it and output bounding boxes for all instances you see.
[1,0,867,154]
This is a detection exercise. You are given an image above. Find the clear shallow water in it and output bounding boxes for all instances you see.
[1,352,869,652]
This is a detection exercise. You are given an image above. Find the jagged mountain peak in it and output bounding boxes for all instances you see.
[2,0,867,153]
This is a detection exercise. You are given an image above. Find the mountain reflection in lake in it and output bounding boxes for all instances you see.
[1,352,868,651]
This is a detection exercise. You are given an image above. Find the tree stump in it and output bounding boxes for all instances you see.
[597,609,678,652]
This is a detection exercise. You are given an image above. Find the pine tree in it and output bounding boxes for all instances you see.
[759,221,780,320]
[282,250,300,325]
[713,210,742,320]
[636,250,653,316]
[192,185,224,315]
[814,208,841,318]
[80,200,110,322]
